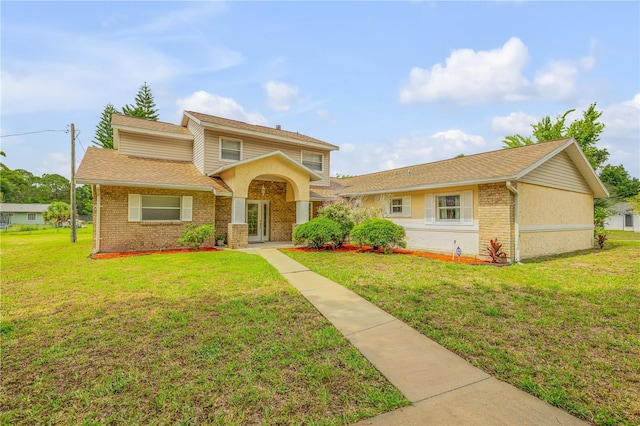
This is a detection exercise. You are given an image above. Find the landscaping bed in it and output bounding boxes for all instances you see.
[90,247,218,259]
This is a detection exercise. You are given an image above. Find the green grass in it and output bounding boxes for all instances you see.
[284,241,640,425]
[607,230,640,241]
[0,228,408,424]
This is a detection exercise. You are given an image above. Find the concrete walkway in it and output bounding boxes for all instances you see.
[257,248,587,426]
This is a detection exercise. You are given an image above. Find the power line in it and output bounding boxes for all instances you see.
[0,129,69,138]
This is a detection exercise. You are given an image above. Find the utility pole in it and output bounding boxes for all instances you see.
[70,123,77,243]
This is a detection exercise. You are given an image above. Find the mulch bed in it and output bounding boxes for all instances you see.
[90,247,218,259]
[282,244,490,264]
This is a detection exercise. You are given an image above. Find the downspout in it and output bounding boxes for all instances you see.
[506,181,520,263]
[95,184,101,254]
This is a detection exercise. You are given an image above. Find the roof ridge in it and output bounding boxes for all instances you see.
[112,113,186,129]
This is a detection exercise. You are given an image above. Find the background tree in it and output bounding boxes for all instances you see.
[122,82,159,120]
[76,185,94,216]
[599,164,640,199]
[626,194,640,215]
[44,201,70,230]
[92,103,118,149]
[1,150,9,171]
[502,103,608,172]
[39,174,70,202]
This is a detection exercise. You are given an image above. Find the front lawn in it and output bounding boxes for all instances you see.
[284,242,640,425]
[0,228,408,424]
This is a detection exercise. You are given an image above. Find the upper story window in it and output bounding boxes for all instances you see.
[220,138,242,161]
[302,151,323,172]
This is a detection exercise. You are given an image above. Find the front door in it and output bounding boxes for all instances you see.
[247,200,269,242]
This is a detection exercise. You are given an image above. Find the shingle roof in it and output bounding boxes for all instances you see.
[112,114,192,137]
[185,111,339,150]
[336,138,574,195]
[76,147,230,193]
[310,180,349,200]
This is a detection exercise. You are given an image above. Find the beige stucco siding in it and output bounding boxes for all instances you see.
[519,151,592,193]
[204,129,331,186]
[518,182,594,258]
[118,131,193,161]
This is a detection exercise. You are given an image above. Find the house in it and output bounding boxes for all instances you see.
[76,113,338,253]
[0,203,51,226]
[605,202,640,232]
[76,113,608,261]
[332,138,608,261]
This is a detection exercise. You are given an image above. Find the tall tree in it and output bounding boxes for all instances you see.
[92,103,118,149]
[599,164,640,199]
[122,82,159,120]
[503,103,608,171]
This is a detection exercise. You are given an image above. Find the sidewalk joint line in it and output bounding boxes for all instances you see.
[411,376,492,404]
[282,269,311,274]
[346,318,399,337]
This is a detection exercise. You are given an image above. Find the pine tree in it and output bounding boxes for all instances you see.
[122,82,159,121]
[92,103,119,149]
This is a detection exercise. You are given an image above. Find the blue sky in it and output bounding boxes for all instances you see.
[2,1,639,180]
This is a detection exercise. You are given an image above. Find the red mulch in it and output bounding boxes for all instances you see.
[90,247,218,259]
[282,244,489,264]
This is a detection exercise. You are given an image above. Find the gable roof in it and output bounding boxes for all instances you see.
[183,111,339,151]
[208,150,323,182]
[76,147,231,194]
[336,138,608,198]
[112,114,193,137]
[0,203,51,213]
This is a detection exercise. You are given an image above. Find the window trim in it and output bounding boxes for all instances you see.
[301,151,324,172]
[219,137,243,162]
[27,213,36,221]
[128,194,193,222]
[425,190,473,225]
[387,196,411,218]
[436,194,461,222]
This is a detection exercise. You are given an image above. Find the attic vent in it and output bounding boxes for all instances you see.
[406,169,412,176]
[276,124,281,130]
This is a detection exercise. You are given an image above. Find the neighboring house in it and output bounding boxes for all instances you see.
[76,113,608,261]
[331,137,608,261]
[76,112,339,253]
[0,203,51,226]
[605,202,640,232]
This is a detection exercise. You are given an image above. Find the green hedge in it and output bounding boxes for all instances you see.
[349,219,406,253]
[292,217,343,249]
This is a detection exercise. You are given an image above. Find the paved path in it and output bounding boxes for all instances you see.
[257,248,587,426]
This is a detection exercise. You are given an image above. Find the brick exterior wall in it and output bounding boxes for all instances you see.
[478,183,514,260]
[215,197,231,241]
[227,223,248,249]
[96,186,215,253]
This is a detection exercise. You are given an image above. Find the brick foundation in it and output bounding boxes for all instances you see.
[478,183,514,261]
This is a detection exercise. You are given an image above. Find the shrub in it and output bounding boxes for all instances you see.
[349,219,406,253]
[486,238,507,262]
[292,217,343,249]
[318,201,355,246]
[178,224,215,250]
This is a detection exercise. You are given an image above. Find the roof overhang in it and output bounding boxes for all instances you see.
[208,150,324,182]
[339,176,514,197]
[75,178,231,196]
[183,111,339,151]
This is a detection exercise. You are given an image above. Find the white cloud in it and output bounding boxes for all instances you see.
[491,112,538,135]
[399,37,530,105]
[602,94,640,134]
[264,81,299,111]
[176,91,268,125]
[533,60,578,100]
[316,108,337,124]
[331,129,487,176]
[602,94,640,177]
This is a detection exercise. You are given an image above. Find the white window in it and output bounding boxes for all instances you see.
[27,213,36,221]
[220,138,242,161]
[386,196,411,217]
[302,151,323,172]
[425,191,473,225]
[128,194,193,222]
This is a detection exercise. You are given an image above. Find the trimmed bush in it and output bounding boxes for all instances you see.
[349,219,406,253]
[178,224,215,250]
[292,217,343,249]
[318,201,355,246]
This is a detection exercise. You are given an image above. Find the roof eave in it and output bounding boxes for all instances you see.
[74,178,225,194]
[339,176,514,196]
[111,124,194,141]
[184,111,339,151]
